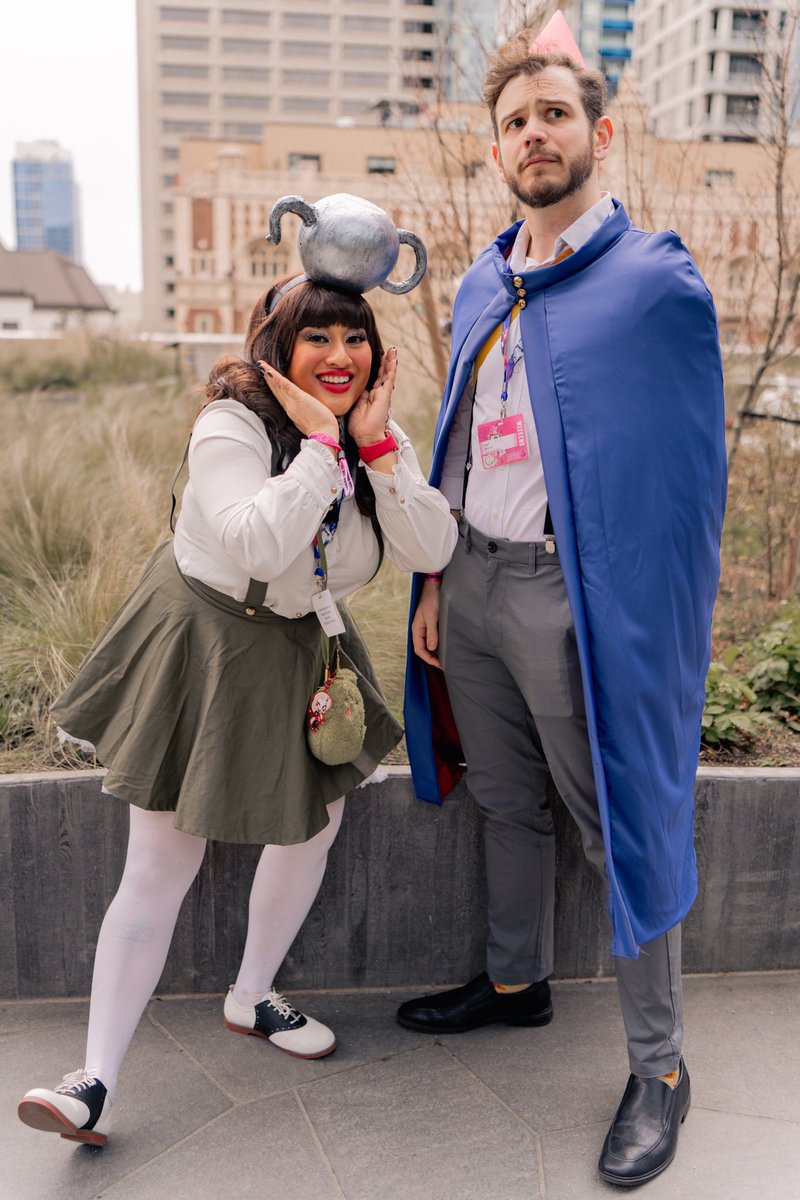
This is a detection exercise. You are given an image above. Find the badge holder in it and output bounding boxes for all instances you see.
[306,527,366,765]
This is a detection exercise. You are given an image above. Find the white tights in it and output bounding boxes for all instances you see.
[83,798,344,1097]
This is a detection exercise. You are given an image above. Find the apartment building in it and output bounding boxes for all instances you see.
[137,0,489,331]
[13,140,82,263]
[495,0,635,88]
[632,1,790,140]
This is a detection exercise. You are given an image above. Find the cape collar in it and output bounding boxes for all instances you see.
[491,199,631,298]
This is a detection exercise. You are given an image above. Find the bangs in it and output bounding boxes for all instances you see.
[290,283,374,331]
[250,276,383,387]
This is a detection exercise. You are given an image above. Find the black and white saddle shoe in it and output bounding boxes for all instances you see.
[223,986,337,1059]
[598,1059,691,1187]
[18,1069,111,1146]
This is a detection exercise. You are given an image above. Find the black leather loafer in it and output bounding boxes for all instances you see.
[396,971,552,1034]
[598,1058,691,1187]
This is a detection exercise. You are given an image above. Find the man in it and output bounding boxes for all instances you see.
[400,15,727,1189]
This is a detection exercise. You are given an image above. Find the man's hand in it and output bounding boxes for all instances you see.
[412,578,443,668]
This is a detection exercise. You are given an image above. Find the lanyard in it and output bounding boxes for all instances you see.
[312,507,337,591]
[499,310,524,419]
[311,431,358,589]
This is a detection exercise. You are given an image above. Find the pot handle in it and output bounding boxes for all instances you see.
[380,230,427,295]
[265,195,317,246]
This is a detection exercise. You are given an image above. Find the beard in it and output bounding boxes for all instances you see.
[504,137,595,209]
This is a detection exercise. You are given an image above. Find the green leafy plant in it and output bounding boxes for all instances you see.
[744,610,800,730]
[701,652,775,748]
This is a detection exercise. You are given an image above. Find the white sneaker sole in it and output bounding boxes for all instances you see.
[17,1097,108,1146]
[223,1019,337,1060]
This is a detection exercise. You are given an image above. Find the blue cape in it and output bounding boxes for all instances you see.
[403,201,727,958]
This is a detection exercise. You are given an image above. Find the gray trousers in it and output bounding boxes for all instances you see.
[439,522,683,1077]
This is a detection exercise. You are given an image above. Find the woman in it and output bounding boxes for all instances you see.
[17,275,457,1147]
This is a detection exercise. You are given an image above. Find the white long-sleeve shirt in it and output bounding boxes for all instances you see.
[440,194,615,541]
[173,398,457,617]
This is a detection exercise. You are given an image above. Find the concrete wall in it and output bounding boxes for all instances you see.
[1,766,798,999]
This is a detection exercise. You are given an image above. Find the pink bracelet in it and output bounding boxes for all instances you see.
[425,573,443,582]
[307,431,342,453]
[358,433,399,463]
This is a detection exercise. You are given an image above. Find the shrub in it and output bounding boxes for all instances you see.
[0,335,174,397]
[744,609,800,730]
[701,655,775,748]
[0,383,190,762]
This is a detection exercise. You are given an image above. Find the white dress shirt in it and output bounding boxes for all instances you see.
[440,194,615,541]
[173,398,457,618]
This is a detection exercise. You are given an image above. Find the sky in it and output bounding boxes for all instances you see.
[0,1,141,291]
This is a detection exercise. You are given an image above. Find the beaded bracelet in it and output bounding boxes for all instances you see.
[358,432,399,463]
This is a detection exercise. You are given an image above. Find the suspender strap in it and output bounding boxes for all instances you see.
[169,427,275,611]
[461,374,477,512]
[169,435,191,534]
[242,441,286,609]
[243,578,268,610]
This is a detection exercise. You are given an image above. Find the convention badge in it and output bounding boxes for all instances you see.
[477,414,530,470]
[311,588,347,636]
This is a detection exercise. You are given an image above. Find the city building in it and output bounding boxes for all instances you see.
[12,140,82,263]
[447,0,498,99]
[495,1,635,88]
[166,86,800,370]
[632,1,791,140]
[0,243,112,333]
[604,77,800,350]
[169,116,499,345]
[136,0,489,331]
[576,0,635,90]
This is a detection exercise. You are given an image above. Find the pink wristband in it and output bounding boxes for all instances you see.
[307,431,342,453]
[358,433,399,463]
[425,573,443,582]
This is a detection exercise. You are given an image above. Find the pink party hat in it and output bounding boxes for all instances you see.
[529,10,586,66]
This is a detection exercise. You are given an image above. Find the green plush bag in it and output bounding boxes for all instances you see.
[306,641,366,766]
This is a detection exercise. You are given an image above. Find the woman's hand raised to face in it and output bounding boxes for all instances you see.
[258,360,340,446]
[347,347,398,448]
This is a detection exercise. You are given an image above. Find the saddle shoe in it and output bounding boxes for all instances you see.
[224,986,337,1058]
[18,1069,111,1146]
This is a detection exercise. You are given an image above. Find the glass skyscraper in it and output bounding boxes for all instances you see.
[13,140,82,262]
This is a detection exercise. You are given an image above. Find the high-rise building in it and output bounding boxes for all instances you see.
[576,0,635,90]
[13,140,82,263]
[447,0,498,99]
[495,1,634,89]
[136,0,486,331]
[632,1,790,140]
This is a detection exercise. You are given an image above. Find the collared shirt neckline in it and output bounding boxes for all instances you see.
[509,191,615,272]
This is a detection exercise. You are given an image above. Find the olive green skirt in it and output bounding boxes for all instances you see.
[52,542,403,844]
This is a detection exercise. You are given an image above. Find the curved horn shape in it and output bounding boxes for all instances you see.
[380,230,427,295]
[265,195,318,246]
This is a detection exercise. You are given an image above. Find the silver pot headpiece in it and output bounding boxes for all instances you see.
[265,193,427,297]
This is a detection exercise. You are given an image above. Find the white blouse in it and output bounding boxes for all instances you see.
[173,398,457,618]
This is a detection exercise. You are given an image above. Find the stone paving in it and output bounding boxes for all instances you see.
[3,971,799,1200]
